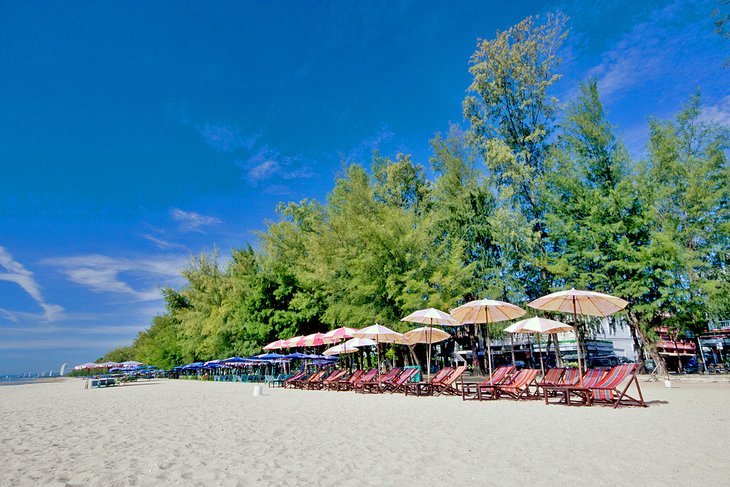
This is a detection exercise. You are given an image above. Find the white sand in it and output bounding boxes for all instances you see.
[1,377,728,486]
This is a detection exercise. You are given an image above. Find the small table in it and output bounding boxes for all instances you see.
[543,385,592,406]
[404,382,432,396]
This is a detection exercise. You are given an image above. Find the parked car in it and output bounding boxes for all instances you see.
[586,355,620,369]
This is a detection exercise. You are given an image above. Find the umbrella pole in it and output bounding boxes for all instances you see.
[486,316,493,380]
[537,333,545,375]
[509,333,516,366]
[427,324,433,382]
[573,297,584,385]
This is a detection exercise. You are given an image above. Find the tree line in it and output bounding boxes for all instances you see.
[101,15,729,375]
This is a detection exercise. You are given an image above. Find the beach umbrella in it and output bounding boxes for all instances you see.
[281,336,304,349]
[505,317,574,374]
[323,343,360,356]
[353,324,409,377]
[401,308,459,381]
[404,326,452,380]
[528,288,628,378]
[253,353,283,361]
[295,333,327,348]
[263,339,287,351]
[450,299,527,380]
[323,327,359,343]
[343,337,377,348]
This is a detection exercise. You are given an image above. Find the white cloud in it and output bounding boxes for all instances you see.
[701,95,730,126]
[42,254,187,302]
[0,246,64,322]
[170,208,222,232]
[141,233,187,251]
[199,123,258,152]
[237,147,314,185]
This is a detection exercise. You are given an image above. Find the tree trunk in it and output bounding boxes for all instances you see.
[469,323,483,375]
[629,313,669,381]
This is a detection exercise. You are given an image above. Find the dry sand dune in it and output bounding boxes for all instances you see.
[1,378,728,486]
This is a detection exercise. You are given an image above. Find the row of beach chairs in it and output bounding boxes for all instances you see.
[461,363,646,408]
[278,364,646,407]
[279,365,469,397]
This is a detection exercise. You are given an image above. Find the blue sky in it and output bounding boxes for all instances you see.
[1,1,727,374]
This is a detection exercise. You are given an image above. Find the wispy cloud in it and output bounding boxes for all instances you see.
[344,125,395,163]
[701,95,730,125]
[42,254,187,302]
[170,208,222,233]
[236,147,314,185]
[587,1,711,102]
[0,246,64,322]
[141,233,187,251]
[199,123,259,153]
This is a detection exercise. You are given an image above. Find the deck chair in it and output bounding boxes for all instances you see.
[404,367,454,396]
[533,368,565,397]
[339,369,377,391]
[283,371,307,388]
[315,369,347,390]
[543,368,605,406]
[589,364,646,408]
[294,370,326,389]
[325,370,361,391]
[431,366,468,396]
[383,368,419,393]
[308,370,344,390]
[494,369,541,400]
[356,368,402,394]
[461,365,515,401]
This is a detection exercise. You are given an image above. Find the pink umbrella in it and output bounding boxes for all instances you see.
[263,339,287,351]
[282,336,304,348]
[323,327,359,344]
[296,332,327,347]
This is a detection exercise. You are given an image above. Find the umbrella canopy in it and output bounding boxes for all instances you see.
[221,356,249,364]
[401,308,458,381]
[400,308,460,326]
[119,360,142,367]
[528,288,629,377]
[281,336,304,348]
[74,362,102,370]
[505,316,575,334]
[404,326,451,344]
[505,316,575,374]
[295,332,327,347]
[352,324,408,344]
[282,352,308,359]
[323,327,359,343]
[263,339,287,351]
[353,324,408,377]
[450,299,527,380]
[253,353,283,360]
[323,343,360,356]
[343,337,377,348]
[527,288,629,317]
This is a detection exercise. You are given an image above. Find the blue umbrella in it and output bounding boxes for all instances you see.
[283,352,308,359]
[253,353,283,360]
[221,356,249,363]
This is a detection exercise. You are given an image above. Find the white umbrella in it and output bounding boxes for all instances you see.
[401,308,459,381]
[323,344,360,356]
[528,288,629,378]
[343,337,377,348]
[450,299,526,380]
[505,317,574,374]
[352,324,408,377]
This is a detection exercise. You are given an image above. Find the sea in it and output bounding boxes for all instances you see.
[0,374,54,386]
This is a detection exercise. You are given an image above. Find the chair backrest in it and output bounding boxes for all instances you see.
[324,370,346,383]
[285,371,305,383]
[581,368,606,388]
[482,365,515,385]
[540,368,565,385]
[346,370,364,383]
[430,367,454,384]
[504,369,539,389]
[440,365,467,386]
[593,364,636,389]
[357,369,378,383]
[393,368,419,385]
[305,370,326,383]
[380,367,402,383]
[558,368,580,386]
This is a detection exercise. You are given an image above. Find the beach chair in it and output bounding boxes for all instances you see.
[533,367,565,397]
[293,370,326,389]
[326,370,362,391]
[355,368,402,394]
[543,368,605,406]
[382,368,419,393]
[338,369,377,391]
[283,371,307,388]
[461,365,515,401]
[404,367,454,396]
[310,370,346,390]
[588,364,646,408]
[431,365,468,396]
[493,369,540,400]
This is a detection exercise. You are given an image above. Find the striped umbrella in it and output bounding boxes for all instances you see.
[296,332,327,347]
[401,308,459,381]
[263,339,287,351]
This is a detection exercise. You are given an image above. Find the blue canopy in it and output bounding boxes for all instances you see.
[252,353,283,360]
[221,356,249,363]
[282,352,308,359]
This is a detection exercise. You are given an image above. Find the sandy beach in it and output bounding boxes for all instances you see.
[1,377,728,486]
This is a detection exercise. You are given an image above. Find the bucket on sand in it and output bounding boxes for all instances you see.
[664,379,672,388]
[253,385,263,396]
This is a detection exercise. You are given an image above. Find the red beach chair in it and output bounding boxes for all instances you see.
[493,369,541,400]
[589,364,646,408]
[461,365,515,401]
